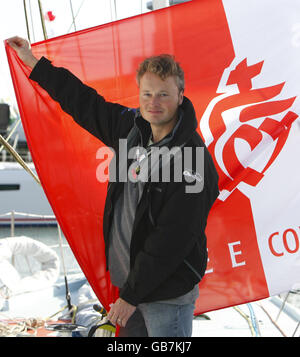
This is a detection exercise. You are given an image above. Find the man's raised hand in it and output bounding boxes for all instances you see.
[7,36,39,69]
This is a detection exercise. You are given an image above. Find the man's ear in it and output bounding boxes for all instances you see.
[179,90,184,105]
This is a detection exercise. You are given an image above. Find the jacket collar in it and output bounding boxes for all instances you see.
[134,96,198,148]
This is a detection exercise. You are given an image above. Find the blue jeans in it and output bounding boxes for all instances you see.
[118,301,195,337]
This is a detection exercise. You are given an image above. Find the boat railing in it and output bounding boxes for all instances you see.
[0,210,56,234]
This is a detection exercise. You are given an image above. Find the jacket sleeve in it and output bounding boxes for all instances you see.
[29,56,134,148]
[119,175,218,306]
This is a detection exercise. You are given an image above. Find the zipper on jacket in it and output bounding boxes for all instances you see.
[149,201,155,227]
[147,185,156,227]
[183,259,202,281]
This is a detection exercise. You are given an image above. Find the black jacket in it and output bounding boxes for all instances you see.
[29,57,219,306]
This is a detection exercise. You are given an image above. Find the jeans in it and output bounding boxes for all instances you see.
[118,301,195,337]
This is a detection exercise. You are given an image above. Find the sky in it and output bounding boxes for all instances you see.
[0,0,152,112]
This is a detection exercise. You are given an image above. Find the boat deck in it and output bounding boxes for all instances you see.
[192,297,300,337]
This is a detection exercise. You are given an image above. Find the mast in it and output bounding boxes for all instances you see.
[37,0,48,40]
[23,0,31,43]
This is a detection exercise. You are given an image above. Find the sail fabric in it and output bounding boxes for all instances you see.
[5,0,300,315]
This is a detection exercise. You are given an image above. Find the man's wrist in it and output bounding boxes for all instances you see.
[27,56,38,69]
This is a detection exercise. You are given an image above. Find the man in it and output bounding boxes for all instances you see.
[8,36,219,337]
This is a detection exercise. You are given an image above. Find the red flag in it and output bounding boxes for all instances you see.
[5,0,300,315]
[45,11,55,22]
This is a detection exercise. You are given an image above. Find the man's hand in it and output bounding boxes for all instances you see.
[7,36,38,69]
[107,298,136,328]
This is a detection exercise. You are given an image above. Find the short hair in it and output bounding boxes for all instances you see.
[136,54,185,92]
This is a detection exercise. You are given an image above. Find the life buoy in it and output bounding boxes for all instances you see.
[0,236,60,295]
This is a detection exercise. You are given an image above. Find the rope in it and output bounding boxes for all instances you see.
[0,321,26,337]
[0,304,79,336]
[257,302,287,337]
[0,298,104,337]
[0,317,45,337]
[45,305,70,322]
[233,306,256,337]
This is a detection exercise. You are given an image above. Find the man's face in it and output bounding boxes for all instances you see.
[139,72,183,127]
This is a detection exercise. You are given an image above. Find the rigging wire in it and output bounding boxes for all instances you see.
[69,0,77,32]
[292,320,300,337]
[113,0,118,20]
[57,224,73,313]
[109,0,117,21]
[67,0,86,33]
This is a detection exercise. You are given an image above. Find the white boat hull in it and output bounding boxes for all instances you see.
[0,162,55,225]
